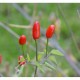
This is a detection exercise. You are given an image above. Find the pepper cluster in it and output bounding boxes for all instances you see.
[18,21,55,66]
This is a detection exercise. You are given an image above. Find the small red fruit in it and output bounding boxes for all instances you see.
[19,35,26,45]
[18,55,26,66]
[0,55,2,64]
[32,21,40,40]
[19,61,26,66]
[46,25,55,38]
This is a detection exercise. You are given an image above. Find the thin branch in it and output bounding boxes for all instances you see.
[12,3,32,22]
[34,40,38,77]
[8,24,32,29]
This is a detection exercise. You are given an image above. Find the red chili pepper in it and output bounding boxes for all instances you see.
[19,35,26,45]
[46,25,55,38]
[18,55,26,66]
[32,21,40,40]
[0,55,2,64]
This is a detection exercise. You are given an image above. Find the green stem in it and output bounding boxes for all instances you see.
[21,45,25,57]
[34,65,37,77]
[46,38,49,57]
[35,40,38,61]
[34,40,38,77]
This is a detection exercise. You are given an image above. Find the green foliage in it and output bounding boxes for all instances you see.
[26,53,30,62]
[35,61,45,73]
[38,52,44,61]
[44,62,55,70]
[48,56,57,64]
[33,48,63,74]
[50,49,64,56]
[19,57,25,62]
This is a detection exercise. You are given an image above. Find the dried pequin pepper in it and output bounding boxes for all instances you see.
[32,21,40,40]
[46,25,55,38]
[45,25,55,57]
[19,35,26,45]
[18,55,26,66]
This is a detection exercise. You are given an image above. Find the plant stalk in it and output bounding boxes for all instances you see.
[22,45,25,57]
[34,40,38,77]
[46,38,49,57]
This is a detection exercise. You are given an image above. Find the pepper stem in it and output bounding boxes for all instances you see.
[21,45,25,57]
[35,40,38,61]
[46,38,49,57]
[34,40,38,77]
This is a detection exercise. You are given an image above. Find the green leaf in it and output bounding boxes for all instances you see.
[48,56,57,64]
[51,49,63,56]
[35,61,40,67]
[38,52,44,61]
[45,62,55,70]
[38,66,45,73]
[19,57,25,62]
[35,61,45,73]
[27,53,30,62]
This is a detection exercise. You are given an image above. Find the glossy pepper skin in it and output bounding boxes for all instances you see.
[18,55,26,66]
[0,55,2,64]
[46,25,55,38]
[32,21,40,40]
[19,35,26,45]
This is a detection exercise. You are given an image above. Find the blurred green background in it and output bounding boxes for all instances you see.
[0,3,80,77]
